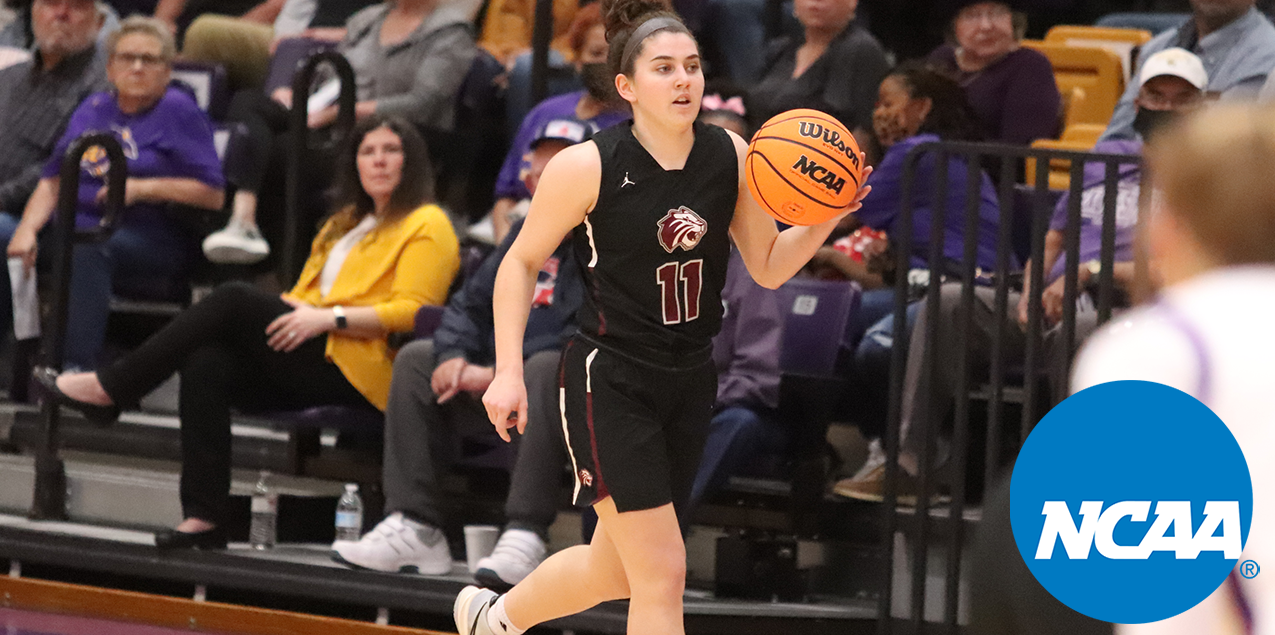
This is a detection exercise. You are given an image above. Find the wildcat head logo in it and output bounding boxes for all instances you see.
[657,206,707,253]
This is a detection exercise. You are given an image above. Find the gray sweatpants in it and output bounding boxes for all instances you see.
[381,339,566,535]
[898,283,1099,469]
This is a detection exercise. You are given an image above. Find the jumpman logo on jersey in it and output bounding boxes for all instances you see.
[621,172,636,188]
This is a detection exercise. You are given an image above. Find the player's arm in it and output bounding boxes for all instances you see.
[725,130,873,289]
[483,142,599,440]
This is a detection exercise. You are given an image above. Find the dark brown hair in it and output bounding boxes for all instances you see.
[602,0,693,76]
[886,61,984,143]
[1148,104,1275,266]
[322,115,434,244]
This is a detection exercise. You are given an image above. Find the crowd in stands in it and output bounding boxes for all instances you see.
[7,0,1275,600]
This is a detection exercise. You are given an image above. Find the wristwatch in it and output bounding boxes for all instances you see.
[332,305,348,330]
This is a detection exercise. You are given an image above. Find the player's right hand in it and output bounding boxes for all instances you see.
[482,370,528,442]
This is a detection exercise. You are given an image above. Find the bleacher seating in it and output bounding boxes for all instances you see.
[1022,40,1125,130]
[1044,25,1153,83]
[1025,123,1106,190]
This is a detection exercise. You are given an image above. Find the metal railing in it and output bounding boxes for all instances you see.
[876,141,1143,633]
[29,133,127,520]
[282,51,357,284]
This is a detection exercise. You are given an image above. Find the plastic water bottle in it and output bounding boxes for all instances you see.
[249,470,278,550]
[335,483,363,542]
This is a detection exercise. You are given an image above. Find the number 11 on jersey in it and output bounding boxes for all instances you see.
[656,259,703,325]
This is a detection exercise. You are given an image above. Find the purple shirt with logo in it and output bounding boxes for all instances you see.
[855,133,1007,271]
[44,85,224,230]
[494,90,628,201]
[1046,139,1142,284]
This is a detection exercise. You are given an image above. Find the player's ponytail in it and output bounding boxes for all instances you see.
[602,0,693,76]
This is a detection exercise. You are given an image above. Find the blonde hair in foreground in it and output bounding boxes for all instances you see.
[1146,104,1275,266]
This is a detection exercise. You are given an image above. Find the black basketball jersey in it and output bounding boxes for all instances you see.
[572,120,739,365]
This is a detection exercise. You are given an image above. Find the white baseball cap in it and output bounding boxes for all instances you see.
[1138,47,1209,91]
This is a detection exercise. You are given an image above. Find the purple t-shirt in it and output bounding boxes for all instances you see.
[1046,139,1142,284]
[928,45,1061,146]
[855,134,1007,271]
[44,85,224,230]
[494,90,628,201]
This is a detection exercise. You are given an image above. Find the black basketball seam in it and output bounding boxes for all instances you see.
[754,152,842,210]
[748,152,794,223]
[750,135,862,188]
[757,110,843,133]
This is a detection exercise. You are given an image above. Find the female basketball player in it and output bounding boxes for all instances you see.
[453,1,871,634]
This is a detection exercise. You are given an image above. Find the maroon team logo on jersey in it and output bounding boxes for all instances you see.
[656,206,708,253]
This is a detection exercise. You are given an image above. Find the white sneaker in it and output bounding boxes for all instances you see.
[454,585,499,635]
[202,220,270,264]
[474,528,545,590]
[330,512,452,574]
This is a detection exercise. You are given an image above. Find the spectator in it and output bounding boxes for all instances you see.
[0,0,108,220]
[809,62,1003,464]
[927,0,1061,146]
[1103,0,1275,141]
[199,0,476,265]
[828,61,1002,348]
[486,3,626,244]
[179,0,380,93]
[5,16,223,370]
[332,121,585,582]
[835,48,1208,503]
[0,0,118,51]
[37,115,461,550]
[747,0,887,132]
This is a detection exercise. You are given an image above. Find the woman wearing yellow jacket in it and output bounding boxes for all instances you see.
[37,115,460,550]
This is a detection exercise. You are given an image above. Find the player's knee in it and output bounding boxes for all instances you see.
[632,544,687,597]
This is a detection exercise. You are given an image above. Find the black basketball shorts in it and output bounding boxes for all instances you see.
[557,334,717,514]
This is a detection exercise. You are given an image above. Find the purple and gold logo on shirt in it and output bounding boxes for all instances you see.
[80,125,140,178]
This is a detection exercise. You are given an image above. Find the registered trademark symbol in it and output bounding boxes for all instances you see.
[1241,560,1260,579]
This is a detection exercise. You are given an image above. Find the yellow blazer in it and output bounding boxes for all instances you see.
[289,204,459,410]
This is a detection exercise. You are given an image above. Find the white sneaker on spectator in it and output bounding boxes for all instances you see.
[202,220,270,264]
[330,512,452,574]
[454,585,499,635]
[473,528,545,589]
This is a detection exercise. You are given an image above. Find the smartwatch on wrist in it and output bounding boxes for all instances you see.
[332,305,348,330]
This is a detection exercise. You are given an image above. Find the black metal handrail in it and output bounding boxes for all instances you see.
[30,132,127,521]
[876,141,1143,633]
[282,51,357,284]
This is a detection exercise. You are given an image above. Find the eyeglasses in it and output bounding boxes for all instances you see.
[956,4,1012,24]
[112,52,167,68]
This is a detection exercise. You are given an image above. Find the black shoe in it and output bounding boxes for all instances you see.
[32,366,120,426]
[155,526,228,551]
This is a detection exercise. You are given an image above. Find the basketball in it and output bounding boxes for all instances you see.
[745,109,864,226]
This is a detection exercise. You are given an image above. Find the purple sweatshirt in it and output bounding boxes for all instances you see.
[44,85,224,230]
[855,134,1008,271]
[928,44,1061,146]
[712,250,781,411]
[494,90,628,201]
[1046,139,1142,284]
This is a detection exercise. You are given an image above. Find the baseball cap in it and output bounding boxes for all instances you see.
[1138,48,1208,91]
[530,119,590,150]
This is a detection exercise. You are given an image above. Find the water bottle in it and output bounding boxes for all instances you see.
[249,470,278,550]
[335,483,363,542]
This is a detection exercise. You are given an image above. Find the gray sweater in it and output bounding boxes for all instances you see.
[340,2,477,130]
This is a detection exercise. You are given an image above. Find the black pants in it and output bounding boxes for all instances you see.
[97,281,372,523]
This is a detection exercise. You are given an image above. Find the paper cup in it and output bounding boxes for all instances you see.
[464,525,501,573]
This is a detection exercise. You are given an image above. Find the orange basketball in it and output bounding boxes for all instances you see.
[745,109,864,226]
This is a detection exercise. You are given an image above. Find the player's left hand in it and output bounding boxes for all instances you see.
[840,164,874,216]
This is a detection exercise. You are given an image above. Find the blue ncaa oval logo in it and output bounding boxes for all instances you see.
[1010,380,1252,624]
